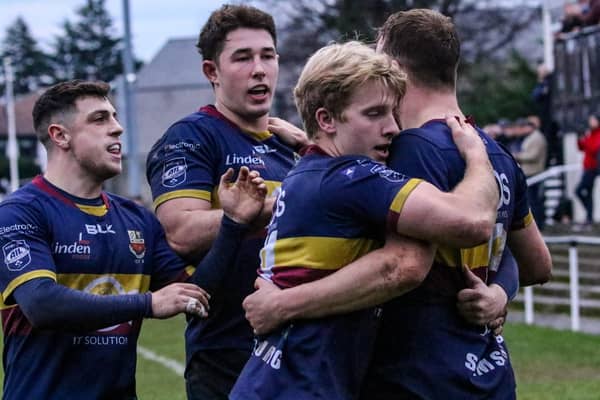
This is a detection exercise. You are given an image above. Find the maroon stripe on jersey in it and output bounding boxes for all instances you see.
[271,267,334,289]
[1,307,33,336]
[31,175,111,210]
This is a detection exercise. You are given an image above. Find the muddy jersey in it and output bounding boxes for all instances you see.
[0,176,188,400]
[230,146,422,400]
[146,105,296,362]
[362,120,531,400]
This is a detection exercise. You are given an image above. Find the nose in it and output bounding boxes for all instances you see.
[251,55,266,79]
[383,112,400,138]
[111,117,124,137]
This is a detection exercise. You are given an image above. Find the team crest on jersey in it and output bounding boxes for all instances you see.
[3,240,31,271]
[370,164,406,183]
[127,230,146,259]
[162,157,187,187]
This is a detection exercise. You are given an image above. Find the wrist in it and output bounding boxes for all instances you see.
[489,283,509,309]
[221,213,252,231]
[144,292,154,318]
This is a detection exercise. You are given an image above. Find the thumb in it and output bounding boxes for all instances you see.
[219,168,235,187]
[254,277,267,290]
[462,264,485,289]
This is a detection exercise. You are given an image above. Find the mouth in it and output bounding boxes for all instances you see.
[373,144,390,160]
[107,143,122,157]
[247,84,270,100]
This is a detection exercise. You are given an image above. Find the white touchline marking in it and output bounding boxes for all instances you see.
[137,345,185,376]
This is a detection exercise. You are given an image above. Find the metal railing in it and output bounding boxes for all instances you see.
[524,235,600,332]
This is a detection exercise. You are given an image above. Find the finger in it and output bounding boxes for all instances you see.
[456,288,480,302]
[237,166,250,183]
[445,114,464,130]
[248,170,261,180]
[462,265,485,289]
[219,168,235,187]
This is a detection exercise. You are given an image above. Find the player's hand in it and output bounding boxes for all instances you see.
[456,265,508,326]
[218,166,268,224]
[488,306,508,336]
[268,117,310,148]
[446,115,486,163]
[150,282,210,319]
[250,195,276,231]
[243,277,284,335]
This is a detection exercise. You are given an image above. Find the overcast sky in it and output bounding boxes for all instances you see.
[0,0,230,63]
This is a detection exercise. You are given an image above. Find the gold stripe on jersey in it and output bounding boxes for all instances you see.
[389,178,423,214]
[211,180,282,209]
[266,236,380,271]
[153,189,212,210]
[76,204,108,217]
[522,211,534,228]
[1,269,57,309]
[243,129,272,141]
[185,265,196,277]
[57,273,152,294]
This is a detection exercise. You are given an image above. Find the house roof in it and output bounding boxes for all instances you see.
[0,91,40,137]
[135,37,212,91]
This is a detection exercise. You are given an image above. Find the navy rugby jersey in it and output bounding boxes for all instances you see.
[230,146,422,400]
[0,176,189,400]
[362,120,530,400]
[146,105,296,360]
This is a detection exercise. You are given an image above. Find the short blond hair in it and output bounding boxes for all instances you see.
[294,41,406,138]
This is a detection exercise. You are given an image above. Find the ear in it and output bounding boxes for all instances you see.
[202,60,219,85]
[48,124,71,150]
[315,108,337,135]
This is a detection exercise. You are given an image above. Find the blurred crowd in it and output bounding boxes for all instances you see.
[557,0,600,38]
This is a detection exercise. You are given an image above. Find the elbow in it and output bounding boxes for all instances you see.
[382,254,428,296]
[167,235,195,259]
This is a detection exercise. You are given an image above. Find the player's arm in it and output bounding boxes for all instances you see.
[268,117,311,149]
[12,279,209,332]
[188,167,267,294]
[507,219,552,286]
[244,233,434,334]
[156,198,223,260]
[396,117,498,248]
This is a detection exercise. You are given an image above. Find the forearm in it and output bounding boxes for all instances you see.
[273,237,433,320]
[189,215,250,294]
[160,208,223,259]
[13,279,151,332]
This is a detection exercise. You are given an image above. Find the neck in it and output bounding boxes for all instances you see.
[399,84,464,129]
[44,158,104,199]
[312,134,340,157]
[215,103,269,133]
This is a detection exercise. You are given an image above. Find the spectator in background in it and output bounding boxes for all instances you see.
[583,0,600,25]
[558,1,585,36]
[512,116,548,229]
[531,63,561,165]
[575,114,600,229]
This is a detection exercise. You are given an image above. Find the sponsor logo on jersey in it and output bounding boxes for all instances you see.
[3,240,31,271]
[163,141,203,153]
[342,166,356,179]
[225,153,265,167]
[127,230,146,259]
[0,223,38,236]
[162,157,187,187]
[370,164,406,183]
[253,144,277,154]
[85,224,116,235]
[54,240,91,259]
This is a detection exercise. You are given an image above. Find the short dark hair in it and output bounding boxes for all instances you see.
[32,80,110,146]
[378,9,460,90]
[196,4,277,62]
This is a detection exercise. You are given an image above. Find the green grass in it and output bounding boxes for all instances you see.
[1,320,600,399]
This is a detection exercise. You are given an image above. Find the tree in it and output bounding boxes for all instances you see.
[0,17,53,94]
[253,0,540,122]
[51,0,125,82]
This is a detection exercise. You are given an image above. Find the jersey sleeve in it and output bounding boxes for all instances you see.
[510,166,534,230]
[322,159,422,232]
[0,201,57,307]
[388,130,452,191]
[146,120,220,210]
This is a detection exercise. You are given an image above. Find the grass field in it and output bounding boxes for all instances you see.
[2,318,600,399]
